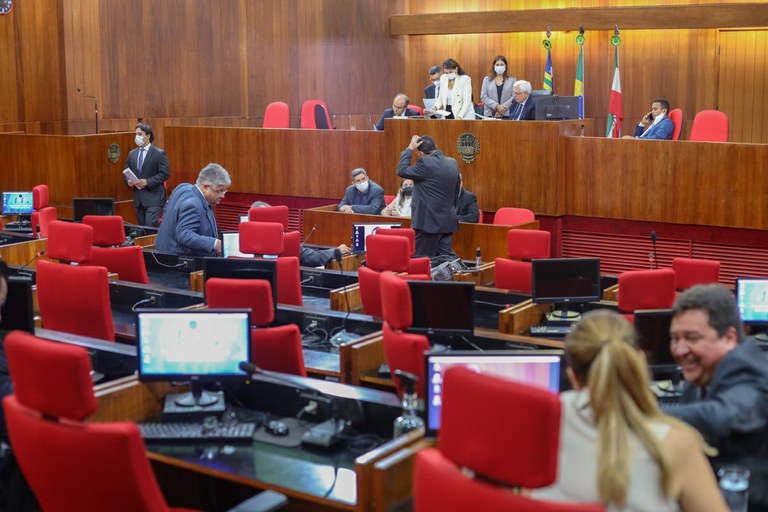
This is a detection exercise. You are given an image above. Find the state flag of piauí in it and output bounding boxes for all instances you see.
[606,46,622,137]
[574,45,584,118]
[543,48,553,91]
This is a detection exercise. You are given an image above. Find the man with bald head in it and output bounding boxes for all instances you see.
[374,93,420,131]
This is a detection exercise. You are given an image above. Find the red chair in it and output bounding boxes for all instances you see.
[36,259,114,341]
[263,101,290,129]
[32,184,49,210]
[617,268,676,316]
[408,105,424,115]
[46,220,94,263]
[206,278,306,376]
[247,206,301,259]
[301,100,332,129]
[493,207,535,225]
[383,194,396,205]
[83,215,126,246]
[494,229,551,292]
[83,245,149,284]
[359,234,412,317]
[668,108,684,141]
[2,331,286,512]
[30,206,57,238]
[672,257,721,290]
[374,228,432,277]
[689,110,729,142]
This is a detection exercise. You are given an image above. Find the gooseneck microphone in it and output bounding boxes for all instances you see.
[650,231,658,269]
[13,250,45,276]
[301,224,318,247]
[76,87,99,134]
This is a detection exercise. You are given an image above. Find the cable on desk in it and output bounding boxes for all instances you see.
[131,298,154,312]
[150,251,186,269]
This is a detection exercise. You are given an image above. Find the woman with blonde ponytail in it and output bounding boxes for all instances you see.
[535,310,727,512]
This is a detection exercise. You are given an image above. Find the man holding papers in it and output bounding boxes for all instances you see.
[123,122,170,227]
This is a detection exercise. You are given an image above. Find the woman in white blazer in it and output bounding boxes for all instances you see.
[432,58,475,120]
[480,55,516,118]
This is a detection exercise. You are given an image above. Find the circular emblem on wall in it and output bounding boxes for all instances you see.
[456,132,480,164]
[0,0,13,15]
[107,143,120,164]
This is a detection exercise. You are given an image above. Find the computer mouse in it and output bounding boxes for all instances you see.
[266,420,290,437]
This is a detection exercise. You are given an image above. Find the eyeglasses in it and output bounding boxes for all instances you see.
[206,185,228,196]
[392,104,407,111]
[513,90,526,96]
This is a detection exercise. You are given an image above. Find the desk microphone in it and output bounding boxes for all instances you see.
[13,250,45,276]
[301,224,318,247]
[76,88,99,133]
[650,231,658,269]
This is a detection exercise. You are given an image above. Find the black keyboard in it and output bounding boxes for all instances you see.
[3,221,32,233]
[529,325,571,337]
[139,421,257,443]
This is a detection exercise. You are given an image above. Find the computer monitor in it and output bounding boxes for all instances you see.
[239,214,249,223]
[424,350,563,435]
[0,276,35,334]
[203,257,278,308]
[72,198,115,222]
[532,258,601,321]
[736,277,768,326]
[351,222,402,254]
[407,281,475,337]
[1,192,34,215]
[221,232,255,259]
[137,309,251,407]
[634,308,679,379]
[534,95,581,120]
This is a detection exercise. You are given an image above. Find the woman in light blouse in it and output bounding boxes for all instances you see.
[431,58,474,120]
[480,55,516,118]
[381,179,413,217]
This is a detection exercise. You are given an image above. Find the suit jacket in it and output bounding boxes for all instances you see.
[666,338,768,461]
[155,183,218,257]
[456,188,480,223]
[507,96,536,121]
[480,76,516,118]
[424,82,437,100]
[337,180,385,214]
[374,108,420,131]
[125,144,170,207]
[397,148,460,234]
[433,74,475,120]
[633,116,674,140]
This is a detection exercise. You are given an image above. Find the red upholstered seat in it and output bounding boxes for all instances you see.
[494,229,551,292]
[248,205,289,230]
[380,271,413,330]
[32,184,49,210]
[618,268,676,314]
[83,245,149,284]
[83,215,126,246]
[672,257,721,290]
[374,227,432,277]
[494,259,533,292]
[382,322,430,398]
[206,277,274,326]
[251,324,307,377]
[668,108,684,140]
[46,220,94,263]
[493,207,535,225]
[30,206,57,238]
[689,110,728,142]
[366,234,411,272]
[301,100,332,129]
[239,221,284,255]
[263,101,290,129]
[37,259,114,341]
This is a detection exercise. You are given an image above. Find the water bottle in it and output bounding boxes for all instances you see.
[475,247,482,269]
[718,465,750,512]
[393,370,424,438]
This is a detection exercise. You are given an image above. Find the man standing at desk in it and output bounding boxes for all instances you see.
[397,135,460,258]
[338,168,385,214]
[156,163,231,257]
[124,122,170,227]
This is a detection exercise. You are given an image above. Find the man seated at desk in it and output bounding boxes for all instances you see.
[506,80,536,121]
[156,163,231,257]
[374,93,420,131]
[338,168,385,215]
[455,173,480,223]
[624,98,674,140]
[667,284,768,467]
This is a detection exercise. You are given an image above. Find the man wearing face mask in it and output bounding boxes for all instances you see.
[338,168,385,215]
[424,66,442,100]
[123,122,170,227]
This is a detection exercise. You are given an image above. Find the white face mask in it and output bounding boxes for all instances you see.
[135,134,145,147]
[356,181,369,193]
[446,72,457,80]
[494,65,506,74]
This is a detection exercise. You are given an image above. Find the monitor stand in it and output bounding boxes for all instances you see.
[162,382,226,421]
[546,304,581,326]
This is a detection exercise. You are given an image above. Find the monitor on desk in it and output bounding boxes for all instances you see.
[634,308,679,380]
[137,309,251,407]
[203,257,278,308]
[736,277,768,326]
[351,223,401,254]
[424,350,563,435]
[72,198,115,222]
[534,95,581,120]
[532,258,601,322]
[1,192,33,215]
[0,276,35,334]
[407,281,475,337]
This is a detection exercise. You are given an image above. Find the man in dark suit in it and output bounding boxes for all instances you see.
[397,135,460,258]
[374,94,420,131]
[124,122,170,227]
[507,80,536,121]
[338,168,385,214]
[455,174,480,223]
[424,65,442,99]
[155,163,230,257]
[628,98,674,139]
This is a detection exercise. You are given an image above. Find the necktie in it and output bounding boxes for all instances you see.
[511,103,522,120]
[137,148,145,174]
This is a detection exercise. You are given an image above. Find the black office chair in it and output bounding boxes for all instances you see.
[530,89,553,97]
[314,104,331,129]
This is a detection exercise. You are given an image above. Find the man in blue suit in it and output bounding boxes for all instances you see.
[155,163,231,257]
[338,168,385,214]
[374,93,420,131]
[629,98,674,139]
[506,80,536,121]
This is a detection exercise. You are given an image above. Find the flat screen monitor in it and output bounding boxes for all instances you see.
[534,95,582,120]
[221,232,255,259]
[72,198,115,222]
[424,350,563,435]
[0,276,35,334]
[239,214,249,223]
[137,309,251,407]
[351,223,402,254]
[736,277,768,325]
[532,258,601,320]
[634,309,677,365]
[1,192,33,215]
[203,257,278,308]
[407,281,475,337]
